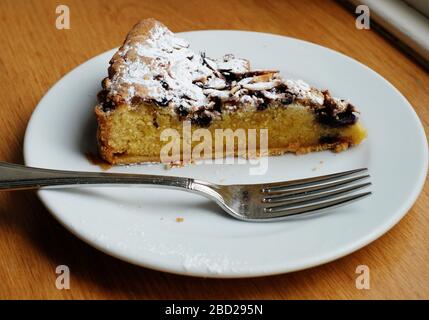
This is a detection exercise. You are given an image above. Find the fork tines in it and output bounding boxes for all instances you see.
[261,168,372,217]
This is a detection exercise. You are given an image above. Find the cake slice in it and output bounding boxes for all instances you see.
[95,19,366,165]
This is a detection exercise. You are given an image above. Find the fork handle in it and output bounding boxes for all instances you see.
[0,162,194,191]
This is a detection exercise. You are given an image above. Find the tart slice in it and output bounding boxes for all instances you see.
[95,19,366,165]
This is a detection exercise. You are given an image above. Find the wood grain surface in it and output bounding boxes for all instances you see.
[0,0,428,300]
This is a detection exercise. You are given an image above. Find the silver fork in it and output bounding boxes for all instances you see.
[0,162,371,221]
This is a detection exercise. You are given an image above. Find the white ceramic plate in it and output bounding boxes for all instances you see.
[23,31,428,278]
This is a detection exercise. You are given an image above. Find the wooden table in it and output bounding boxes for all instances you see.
[0,0,428,300]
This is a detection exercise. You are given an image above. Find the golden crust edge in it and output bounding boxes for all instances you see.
[98,141,354,166]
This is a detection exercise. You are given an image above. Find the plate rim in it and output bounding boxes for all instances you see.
[23,30,429,278]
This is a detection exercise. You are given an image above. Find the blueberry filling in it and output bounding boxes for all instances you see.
[176,105,189,117]
[155,97,170,107]
[98,90,116,112]
[319,135,340,144]
[257,102,269,111]
[317,111,357,127]
[281,93,294,105]
[161,80,169,90]
[191,111,212,127]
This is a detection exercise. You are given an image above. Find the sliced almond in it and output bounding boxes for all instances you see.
[252,72,277,83]
[230,85,241,94]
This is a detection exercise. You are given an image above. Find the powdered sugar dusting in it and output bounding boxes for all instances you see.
[284,79,324,105]
[111,23,213,107]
